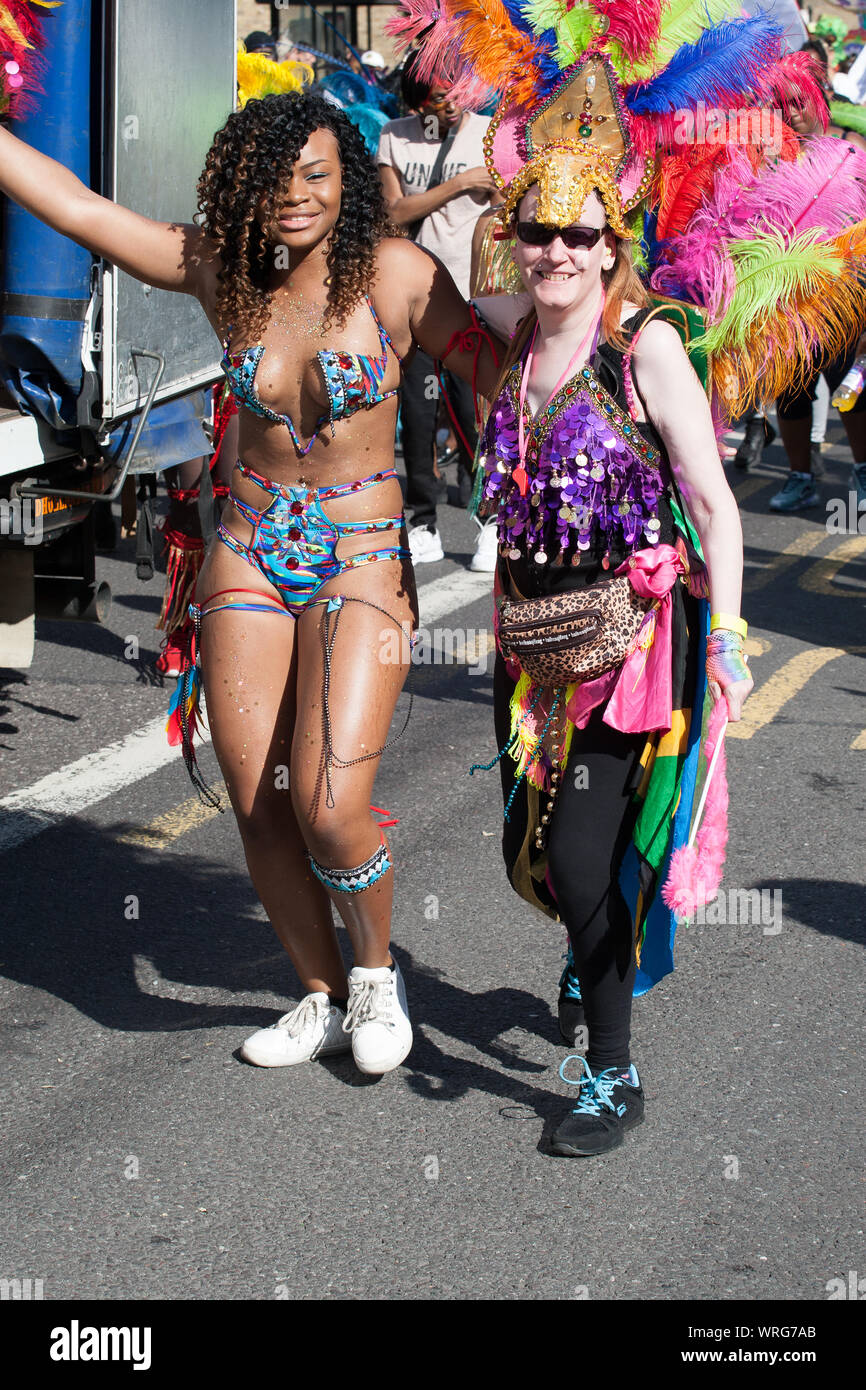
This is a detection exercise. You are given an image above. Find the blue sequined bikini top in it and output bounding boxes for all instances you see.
[221,295,401,457]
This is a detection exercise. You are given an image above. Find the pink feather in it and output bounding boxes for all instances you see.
[751,135,866,237]
[385,0,445,50]
[594,0,664,63]
[753,51,829,130]
[661,697,729,922]
[651,133,862,316]
[386,3,470,96]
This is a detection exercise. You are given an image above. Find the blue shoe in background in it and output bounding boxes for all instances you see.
[769,470,819,512]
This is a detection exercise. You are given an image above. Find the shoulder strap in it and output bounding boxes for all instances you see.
[366,295,403,365]
[407,125,459,241]
[621,307,698,527]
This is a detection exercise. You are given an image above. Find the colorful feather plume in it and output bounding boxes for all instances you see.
[696,222,866,414]
[626,0,739,82]
[236,49,313,107]
[390,0,557,105]
[754,50,828,128]
[744,135,866,238]
[656,146,727,242]
[396,0,866,424]
[653,136,866,317]
[385,0,443,48]
[625,14,783,117]
[0,0,61,119]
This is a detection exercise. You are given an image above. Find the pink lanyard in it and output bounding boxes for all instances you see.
[514,289,606,498]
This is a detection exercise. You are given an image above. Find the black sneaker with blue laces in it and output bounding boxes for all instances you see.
[557,944,586,1046]
[550,1056,644,1157]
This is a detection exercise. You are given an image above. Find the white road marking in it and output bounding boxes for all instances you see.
[0,714,211,852]
[416,568,494,626]
[0,570,494,852]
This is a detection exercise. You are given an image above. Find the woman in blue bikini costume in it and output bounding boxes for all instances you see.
[0,93,503,1075]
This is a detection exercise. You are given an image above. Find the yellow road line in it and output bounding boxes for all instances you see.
[852,730,866,750]
[798,535,866,596]
[733,477,772,504]
[743,530,827,593]
[727,647,847,740]
[117,782,227,848]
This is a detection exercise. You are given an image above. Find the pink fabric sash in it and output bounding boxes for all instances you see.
[566,543,688,734]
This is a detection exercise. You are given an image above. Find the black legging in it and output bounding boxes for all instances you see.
[546,707,646,1072]
[493,656,645,1072]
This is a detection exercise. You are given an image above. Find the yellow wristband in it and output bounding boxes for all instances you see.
[710,612,748,639]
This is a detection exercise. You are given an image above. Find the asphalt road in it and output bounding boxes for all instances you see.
[1,422,864,1306]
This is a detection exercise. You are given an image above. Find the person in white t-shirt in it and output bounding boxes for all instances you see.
[378,55,499,564]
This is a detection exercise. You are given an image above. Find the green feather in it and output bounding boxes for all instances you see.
[693,229,847,356]
[627,0,739,83]
[553,7,596,70]
[521,0,596,71]
[830,100,866,140]
[522,0,565,39]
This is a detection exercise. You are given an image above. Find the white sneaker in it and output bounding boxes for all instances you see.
[240,992,351,1067]
[469,516,499,573]
[344,961,413,1074]
[408,524,444,564]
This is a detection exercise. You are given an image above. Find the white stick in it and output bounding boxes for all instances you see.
[686,714,729,851]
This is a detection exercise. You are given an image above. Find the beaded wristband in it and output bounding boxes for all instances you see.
[710,612,748,638]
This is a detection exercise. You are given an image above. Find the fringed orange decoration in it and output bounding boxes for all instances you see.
[157,529,204,636]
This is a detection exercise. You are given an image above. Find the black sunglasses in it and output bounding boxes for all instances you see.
[515,222,605,250]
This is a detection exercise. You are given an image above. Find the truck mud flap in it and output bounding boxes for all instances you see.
[135,476,157,581]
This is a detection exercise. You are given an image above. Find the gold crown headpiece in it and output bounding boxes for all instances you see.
[485,54,653,237]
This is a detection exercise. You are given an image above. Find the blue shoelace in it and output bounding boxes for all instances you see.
[559,1056,633,1118]
[558,943,582,1001]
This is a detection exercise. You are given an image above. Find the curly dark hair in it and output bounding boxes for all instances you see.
[196,92,396,339]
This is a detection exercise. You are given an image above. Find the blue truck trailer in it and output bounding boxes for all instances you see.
[0,0,236,665]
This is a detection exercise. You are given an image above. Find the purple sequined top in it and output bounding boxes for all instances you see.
[481,355,668,568]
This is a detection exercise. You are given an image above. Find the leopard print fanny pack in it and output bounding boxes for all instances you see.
[496,574,653,686]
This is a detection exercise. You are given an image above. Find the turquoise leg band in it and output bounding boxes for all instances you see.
[308,840,392,894]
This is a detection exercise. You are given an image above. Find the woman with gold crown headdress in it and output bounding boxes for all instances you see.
[388,0,866,1155]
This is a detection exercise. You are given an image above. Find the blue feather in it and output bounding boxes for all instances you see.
[500,0,535,36]
[625,14,784,115]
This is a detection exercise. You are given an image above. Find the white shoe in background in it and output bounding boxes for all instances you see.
[408,524,444,564]
[469,516,499,573]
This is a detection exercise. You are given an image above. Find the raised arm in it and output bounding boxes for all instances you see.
[0,125,218,297]
[383,237,506,397]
